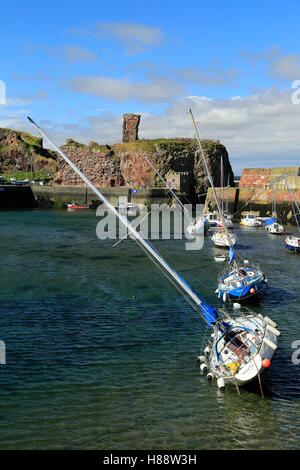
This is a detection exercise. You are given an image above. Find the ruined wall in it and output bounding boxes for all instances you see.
[122,114,141,143]
[54,140,125,187]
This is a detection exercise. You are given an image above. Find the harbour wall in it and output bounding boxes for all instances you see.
[1,184,300,226]
[204,187,300,224]
[0,185,173,209]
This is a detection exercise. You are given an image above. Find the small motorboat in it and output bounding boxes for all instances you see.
[240,213,261,227]
[214,254,227,263]
[67,201,89,210]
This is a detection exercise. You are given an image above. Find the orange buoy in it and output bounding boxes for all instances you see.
[250,287,255,294]
[262,358,271,368]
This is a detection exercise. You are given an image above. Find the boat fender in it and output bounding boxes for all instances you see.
[215,289,219,294]
[204,346,211,354]
[207,372,214,380]
[262,358,271,368]
[223,292,227,302]
[264,278,268,284]
[263,337,277,350]
[266,324,280,336]
[250,287,255,294]
[217,378,225,390]
[198,355,206,363]
[264,316,277,328]
[233,303,241,309]
[200,363,208,373]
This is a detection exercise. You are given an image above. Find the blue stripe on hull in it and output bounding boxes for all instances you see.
[285,243,300,253]
[217,279,267,302]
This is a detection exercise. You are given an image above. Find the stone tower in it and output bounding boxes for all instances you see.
[122,113,141,143]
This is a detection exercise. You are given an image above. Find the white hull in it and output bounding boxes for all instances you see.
[240,214,261,227]
[187,217,209,235]
[212,230,237,247]
[267,222,285,235]
[200,313,279,388]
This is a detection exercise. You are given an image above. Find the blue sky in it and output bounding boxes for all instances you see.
[1,0,300,173]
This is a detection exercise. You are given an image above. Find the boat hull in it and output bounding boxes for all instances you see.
[285,236,300,253]
[202,314,279,388]
[216,270,268,302]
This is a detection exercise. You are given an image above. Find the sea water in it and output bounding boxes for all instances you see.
[0,209,300,449]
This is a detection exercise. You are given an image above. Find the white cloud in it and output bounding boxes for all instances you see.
[21,41,98,64]
[60,75,186,104]
[69,21,165,55]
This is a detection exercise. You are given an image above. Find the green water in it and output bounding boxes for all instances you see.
[0,209,300,449]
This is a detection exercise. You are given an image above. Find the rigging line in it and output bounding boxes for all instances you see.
[112,210,151,248]
[135,238,207,325]
[27,116,209,317]
[143,155,194,224]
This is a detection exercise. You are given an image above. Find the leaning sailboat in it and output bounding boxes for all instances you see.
[188,110,268,302]
[27,115,279,391]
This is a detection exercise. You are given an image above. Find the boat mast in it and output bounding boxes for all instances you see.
[284,174,300,233]
[27,116,217,325]
[188,110,235,250]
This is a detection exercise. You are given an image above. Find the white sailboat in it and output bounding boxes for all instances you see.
[211,155,237,247]
[142,154,210,236]
[188,110,268,303]
[284,175,300,253]
[28,115,279,392]
[265,180,285,235]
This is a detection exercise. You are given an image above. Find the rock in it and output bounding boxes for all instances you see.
[0,127,57,175]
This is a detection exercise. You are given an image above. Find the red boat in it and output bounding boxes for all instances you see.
[67,201,89,210]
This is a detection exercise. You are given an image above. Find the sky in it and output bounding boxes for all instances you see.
[1,0,300,174]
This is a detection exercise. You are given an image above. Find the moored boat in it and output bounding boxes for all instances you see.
[212,228,237,247]
[285,235,300,253]
[215,252,268,302]
[240,213,261,227]
[67,201,89,210]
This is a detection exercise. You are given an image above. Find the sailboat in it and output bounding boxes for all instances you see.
[265,180,285,235]
[188,110,268,303]
[210,150,237,247]
[284,175,300,253]
[142,154,210,236]
[28,115,279,392]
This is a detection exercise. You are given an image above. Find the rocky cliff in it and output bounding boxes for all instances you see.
[114,138,234,199]
[0,127,234,201]
[54,139,124,186]
[0,127,58,175]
